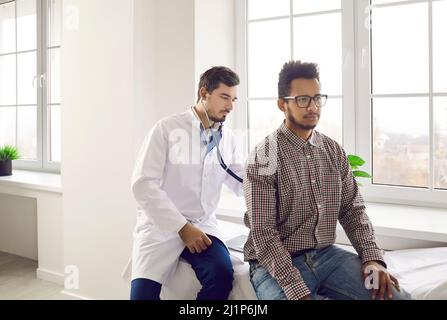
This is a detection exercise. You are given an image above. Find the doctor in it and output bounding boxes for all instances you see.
[130,66,244,300]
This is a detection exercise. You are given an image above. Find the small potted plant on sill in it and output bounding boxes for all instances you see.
[348,154,372,186]
[0,145,20,177]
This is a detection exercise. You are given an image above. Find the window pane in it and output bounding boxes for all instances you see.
[17,0,36,52]
[433,0,447,93]
[371,3,428,94]
[50,104,60,162]
[293,0,340,14]
[0,1,15,54]
[0,107,16,146]
[17,0,37,51]
[17,51,36,105]
[0,54,16,105]
[293,13,342,95]
[248,100,284,148]
[48,48,60,103]
[373,97,429,188]
[248,19,290,98]
[435,97,447,190]
[248,0,289,20]
[48,0,62,47]
[318,97,342,145]
[17,105,37,160]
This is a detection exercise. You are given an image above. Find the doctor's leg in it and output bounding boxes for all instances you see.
[180,235,234,300]
[130,278,162,300]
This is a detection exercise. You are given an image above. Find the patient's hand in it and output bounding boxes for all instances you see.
[178,223,212,254]
[362,261,400,300]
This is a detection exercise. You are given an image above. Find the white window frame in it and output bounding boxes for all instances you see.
[235,0,447,210]
[357,0,447,209]
[0,0,60,173]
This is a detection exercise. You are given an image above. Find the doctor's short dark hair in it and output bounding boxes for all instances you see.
[197,66,240,102]
[278,61,320,98]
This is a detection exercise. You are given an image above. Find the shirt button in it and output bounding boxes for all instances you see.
[306,155,311,159]
[311,180,316,184]
[317,204,322,209]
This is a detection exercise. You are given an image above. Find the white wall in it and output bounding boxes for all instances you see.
[62,0,136,299]
[0,184,64,284]
[134,0,196,145]
[133,0,155,142]
[195,0,235,84]
[0,194,37,260]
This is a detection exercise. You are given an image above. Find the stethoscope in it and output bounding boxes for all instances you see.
[192,101,243,184]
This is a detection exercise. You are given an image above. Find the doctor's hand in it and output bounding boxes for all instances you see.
[178,223,213,254]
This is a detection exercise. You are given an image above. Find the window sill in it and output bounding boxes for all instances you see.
[0,170,61,194]
[358,202,447,243]
[217,201,447,243]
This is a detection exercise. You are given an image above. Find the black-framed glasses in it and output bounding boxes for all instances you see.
[283,94,328,108]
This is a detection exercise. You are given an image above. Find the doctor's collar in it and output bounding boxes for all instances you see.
[189,106,222,131]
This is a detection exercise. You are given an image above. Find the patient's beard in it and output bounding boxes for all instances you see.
[287,113,319,131]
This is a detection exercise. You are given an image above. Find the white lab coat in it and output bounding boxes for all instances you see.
[130,109,245,284]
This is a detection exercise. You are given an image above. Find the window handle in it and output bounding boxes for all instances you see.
[32,75,46,88]
[39,74,46,88]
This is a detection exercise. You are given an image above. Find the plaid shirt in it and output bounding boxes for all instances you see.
[243,123,385,300]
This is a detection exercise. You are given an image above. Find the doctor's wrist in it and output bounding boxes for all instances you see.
[178,222,193,237]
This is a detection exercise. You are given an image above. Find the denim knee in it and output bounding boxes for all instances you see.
[130,278,161,300]
[205,263,234,291]
[196,263,234,300]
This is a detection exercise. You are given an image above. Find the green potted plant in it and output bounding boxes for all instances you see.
[0,145,20,177]
[348,154,371,186]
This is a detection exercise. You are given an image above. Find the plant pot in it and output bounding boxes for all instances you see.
[0,160,12,176]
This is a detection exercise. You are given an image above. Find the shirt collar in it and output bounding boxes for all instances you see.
[188,107,222,130]
[279,122,323,149]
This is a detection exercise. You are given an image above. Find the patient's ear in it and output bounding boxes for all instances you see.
[277,99,286,112]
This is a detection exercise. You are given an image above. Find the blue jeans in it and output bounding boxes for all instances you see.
[249,245,412,300]
[130,235,234,300]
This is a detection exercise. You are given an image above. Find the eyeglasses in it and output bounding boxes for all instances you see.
[283,94,328,108]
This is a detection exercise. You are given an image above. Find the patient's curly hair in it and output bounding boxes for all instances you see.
[278,61,320,98]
